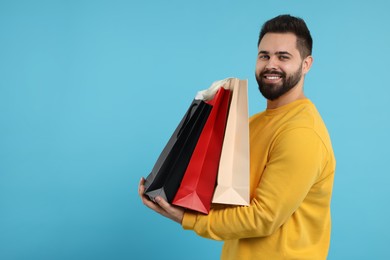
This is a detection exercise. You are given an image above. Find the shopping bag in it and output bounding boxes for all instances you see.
[212,78,250,206]
[144,99,212,202]
[172,87,232,214]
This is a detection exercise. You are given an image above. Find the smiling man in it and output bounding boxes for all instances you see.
[139,14,336,260]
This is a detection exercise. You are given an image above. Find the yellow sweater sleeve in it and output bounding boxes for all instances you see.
[182,127,329,240]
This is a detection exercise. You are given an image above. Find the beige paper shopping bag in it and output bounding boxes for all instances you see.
[212,78,250,206]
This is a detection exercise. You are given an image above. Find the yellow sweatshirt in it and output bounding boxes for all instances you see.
[182,98,336,260]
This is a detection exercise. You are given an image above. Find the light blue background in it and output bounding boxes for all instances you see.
[1,0,389,259]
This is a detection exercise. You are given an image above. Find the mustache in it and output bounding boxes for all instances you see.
[260,69,285,77]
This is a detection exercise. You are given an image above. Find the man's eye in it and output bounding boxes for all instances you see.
[279,56,289,60]
[259,55,269,60]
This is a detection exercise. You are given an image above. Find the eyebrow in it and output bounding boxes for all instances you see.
[258,50,293,56]
[276,51,292,56]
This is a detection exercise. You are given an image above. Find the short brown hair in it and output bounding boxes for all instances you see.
[258,14,313,58]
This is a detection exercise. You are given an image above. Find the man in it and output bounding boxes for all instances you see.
[139,14,336,260]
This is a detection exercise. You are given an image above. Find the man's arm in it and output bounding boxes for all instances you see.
[139,127,328,240]
[182,127,329,240]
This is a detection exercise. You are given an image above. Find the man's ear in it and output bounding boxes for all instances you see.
[302,55,313,75]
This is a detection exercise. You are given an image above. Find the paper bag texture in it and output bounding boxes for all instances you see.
[212,79,250,206]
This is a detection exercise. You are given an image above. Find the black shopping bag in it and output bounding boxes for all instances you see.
[144,99,212,202]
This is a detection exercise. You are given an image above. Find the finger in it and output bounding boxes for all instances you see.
[155,196,171,210]
[155,196,184,223]
[140,191,156,208]
[138,177,145,196]
[141,196,167,215]
[155,196,180,217]
[138,178,154,206]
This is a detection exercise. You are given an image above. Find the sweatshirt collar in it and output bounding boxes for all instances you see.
[264,98,311,116]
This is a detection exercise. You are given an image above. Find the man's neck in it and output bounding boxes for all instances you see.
[266,83,306,109]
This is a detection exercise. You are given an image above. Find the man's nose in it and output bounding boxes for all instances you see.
[265,56,278,70]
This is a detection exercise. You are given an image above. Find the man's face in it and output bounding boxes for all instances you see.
[255,33,305,101]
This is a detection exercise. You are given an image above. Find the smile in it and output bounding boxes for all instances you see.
[265,76,281,80]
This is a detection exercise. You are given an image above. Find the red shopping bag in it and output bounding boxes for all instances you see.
[172,87,231,214]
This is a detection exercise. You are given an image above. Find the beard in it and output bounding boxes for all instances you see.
[256,64,303,101]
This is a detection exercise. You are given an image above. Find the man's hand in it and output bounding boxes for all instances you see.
[138,177,185,224]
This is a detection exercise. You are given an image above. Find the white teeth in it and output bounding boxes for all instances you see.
[266,76,280,80]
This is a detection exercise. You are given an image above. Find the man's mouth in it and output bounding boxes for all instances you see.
[262,74,283,83]
[260,70,285,82]
[264,75,282,80]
